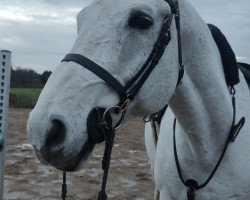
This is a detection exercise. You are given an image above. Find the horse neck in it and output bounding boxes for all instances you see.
[168,0,233,162]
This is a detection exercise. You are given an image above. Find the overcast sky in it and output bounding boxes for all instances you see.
[0,0,249,73]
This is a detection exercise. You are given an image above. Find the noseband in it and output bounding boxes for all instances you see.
[61,1,183,199]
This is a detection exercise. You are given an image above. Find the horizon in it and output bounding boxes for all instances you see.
[0,0,249,73]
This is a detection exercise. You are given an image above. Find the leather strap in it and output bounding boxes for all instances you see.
[126,14,174,99]
[62,54,127,103]
[173,90,245,197]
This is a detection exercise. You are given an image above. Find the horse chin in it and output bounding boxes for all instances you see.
[34,139,95,172]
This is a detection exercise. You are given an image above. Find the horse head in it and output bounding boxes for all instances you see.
[27,0,180,171]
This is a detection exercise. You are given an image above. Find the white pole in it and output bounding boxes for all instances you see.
[0,50,12,199]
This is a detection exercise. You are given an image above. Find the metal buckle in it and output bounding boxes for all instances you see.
[102,106,125,130]
[180,64,184,71]
[163,16,170,24]
[120,98,131,112]
[102,95,133,130]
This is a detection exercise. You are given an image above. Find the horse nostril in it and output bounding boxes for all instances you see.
[45,119,66,148]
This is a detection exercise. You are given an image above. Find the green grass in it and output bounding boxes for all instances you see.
[10,88,42,108]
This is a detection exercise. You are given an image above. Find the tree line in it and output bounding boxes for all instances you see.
[11,67,52,88]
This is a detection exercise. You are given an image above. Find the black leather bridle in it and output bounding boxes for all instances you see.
[60,1,184,200]
[62,0,183,125]
[58,1,247,200]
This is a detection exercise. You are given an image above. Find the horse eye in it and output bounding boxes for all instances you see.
[128,11,153,30]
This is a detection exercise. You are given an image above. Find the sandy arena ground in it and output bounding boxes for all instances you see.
[4,108,155,200]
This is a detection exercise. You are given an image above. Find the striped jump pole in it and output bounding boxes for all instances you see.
[0,50,12,199]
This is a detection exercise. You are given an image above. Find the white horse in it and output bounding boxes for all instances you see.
[27,0,250,199]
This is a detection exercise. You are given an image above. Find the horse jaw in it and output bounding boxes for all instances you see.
[27,0,179,171]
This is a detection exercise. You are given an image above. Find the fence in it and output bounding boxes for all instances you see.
[0,50,12,199]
